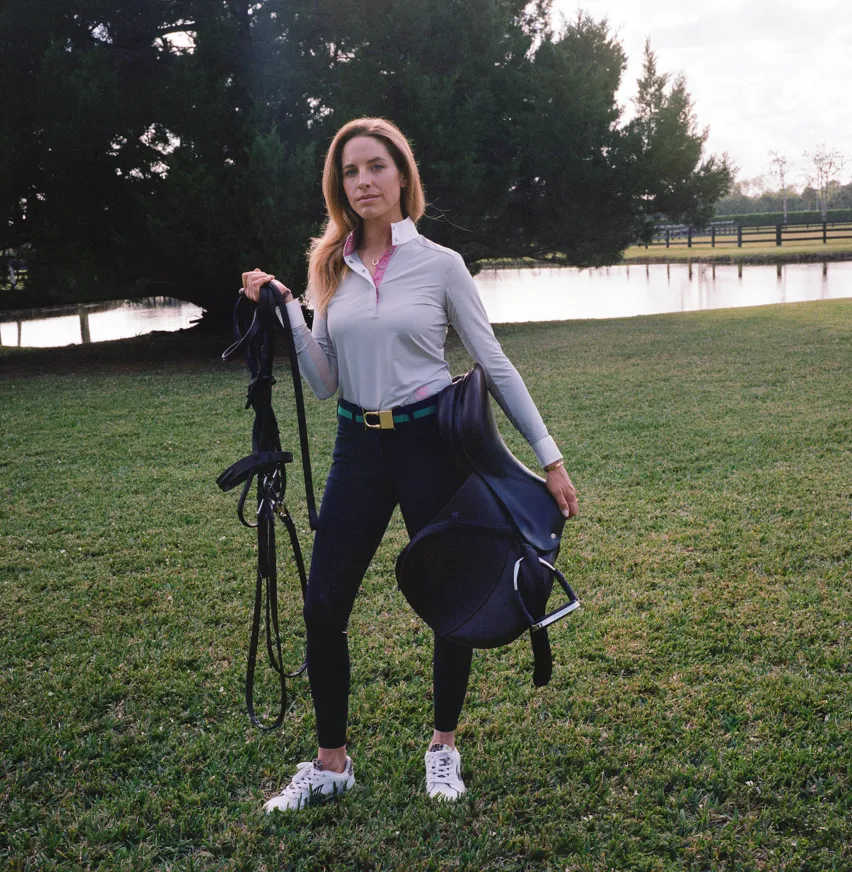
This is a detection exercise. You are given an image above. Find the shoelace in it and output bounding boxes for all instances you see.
[426,750,454,783]
[279,761,322,798]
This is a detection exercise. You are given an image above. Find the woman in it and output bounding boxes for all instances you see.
[242,117,578,813]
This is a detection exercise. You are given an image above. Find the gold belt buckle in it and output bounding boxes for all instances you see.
[363,409,395,429]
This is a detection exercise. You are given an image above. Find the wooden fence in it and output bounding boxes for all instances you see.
[647,221,852,249]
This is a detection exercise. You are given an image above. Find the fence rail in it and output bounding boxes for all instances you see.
[647,221,852,249]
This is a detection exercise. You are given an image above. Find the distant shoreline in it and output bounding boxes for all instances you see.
[483,246,852,270]
[620,246,852,267]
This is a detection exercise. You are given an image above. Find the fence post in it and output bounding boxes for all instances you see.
[823,221,827,244]
[79,308,91,345]
[687,227,693,248]
[711,225,716,248]
[666,228,670,248]
[737,225,742,248]
[775,224,782,247]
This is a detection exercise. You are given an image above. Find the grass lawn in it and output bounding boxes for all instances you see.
[1,300,850,871]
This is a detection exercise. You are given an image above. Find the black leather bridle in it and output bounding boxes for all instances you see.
[217,283,319,730]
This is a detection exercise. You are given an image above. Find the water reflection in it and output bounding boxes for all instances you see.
[475,261,850,323]
[0,296,205,348]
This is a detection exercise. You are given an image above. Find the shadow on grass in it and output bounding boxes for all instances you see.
[0,324,234,378]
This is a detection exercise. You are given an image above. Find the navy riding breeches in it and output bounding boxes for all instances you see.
[303,392,472,748]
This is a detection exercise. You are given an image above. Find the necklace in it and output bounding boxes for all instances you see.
[366,249,387,266]
[361,244,395,268]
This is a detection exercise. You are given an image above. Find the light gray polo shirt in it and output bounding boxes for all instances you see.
[284,216,562,468]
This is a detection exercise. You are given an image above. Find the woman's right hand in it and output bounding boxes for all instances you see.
[241,268,293,303]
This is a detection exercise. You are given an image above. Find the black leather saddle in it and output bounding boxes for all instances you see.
[395,363,579,685]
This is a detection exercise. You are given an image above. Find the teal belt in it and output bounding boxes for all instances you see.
[337,403,437,429]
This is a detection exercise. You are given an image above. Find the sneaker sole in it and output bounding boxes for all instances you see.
[428,788,466,801]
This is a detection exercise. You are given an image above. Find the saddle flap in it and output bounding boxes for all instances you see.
[396,473,527,647]
[436,365,565,552]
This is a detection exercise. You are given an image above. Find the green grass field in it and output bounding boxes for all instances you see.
[1,300,850,871]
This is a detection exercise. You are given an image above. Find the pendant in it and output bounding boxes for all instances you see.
[371,258,379,266]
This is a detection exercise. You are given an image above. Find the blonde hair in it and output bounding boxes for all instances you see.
[305,118,426,317]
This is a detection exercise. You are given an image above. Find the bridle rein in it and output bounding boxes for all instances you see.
[217,283,318,730]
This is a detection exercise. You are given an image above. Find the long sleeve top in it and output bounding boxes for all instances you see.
[284,216,562,469]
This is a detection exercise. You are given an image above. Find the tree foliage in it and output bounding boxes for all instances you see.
[627,40,733,236]
[0,0,732,316]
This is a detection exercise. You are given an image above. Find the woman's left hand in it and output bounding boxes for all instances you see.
[546,466,578,519]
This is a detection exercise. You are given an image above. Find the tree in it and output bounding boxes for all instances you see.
[266,9,730,265]
[1,1,732,319]
[803,145,846,221]
[0,0,321,317]
[273,0,562,263]
[0,0,195,303]
[627,40,733,233]
[768,151,791,223]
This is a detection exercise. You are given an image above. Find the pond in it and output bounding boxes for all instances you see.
[1,262,850,348]
[0,296,204,348]
[475,260,852,323]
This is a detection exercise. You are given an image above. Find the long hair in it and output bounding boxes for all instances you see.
[305,118,426,317]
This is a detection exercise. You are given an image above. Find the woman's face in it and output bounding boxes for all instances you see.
[340,135,406,225]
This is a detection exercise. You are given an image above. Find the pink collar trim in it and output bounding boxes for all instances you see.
[371,245,397,289]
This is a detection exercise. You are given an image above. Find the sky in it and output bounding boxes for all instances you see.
[553,0,852,189]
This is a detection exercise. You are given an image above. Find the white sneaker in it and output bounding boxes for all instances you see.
[263,756,355,813]
[424,743,466,801]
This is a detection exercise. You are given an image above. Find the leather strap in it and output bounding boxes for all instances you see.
[273,291,319,531]
[216,450,293,492]
[512,542,553,686]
